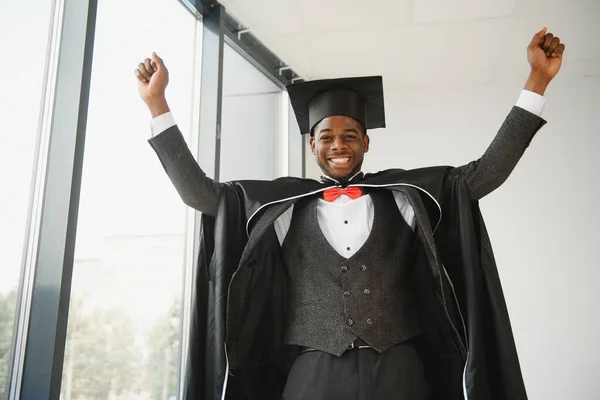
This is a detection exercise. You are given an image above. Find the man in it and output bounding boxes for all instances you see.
[135,28,565,400]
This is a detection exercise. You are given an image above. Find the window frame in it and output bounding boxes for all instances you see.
[6,1,303,398]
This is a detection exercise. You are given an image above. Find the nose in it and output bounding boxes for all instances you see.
[331,136,347,151]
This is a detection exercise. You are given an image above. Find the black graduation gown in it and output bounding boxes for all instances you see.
[182,166,528,400]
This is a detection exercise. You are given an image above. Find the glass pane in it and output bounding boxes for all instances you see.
[0,1,54,395]
[288,100,304,177]
[61,1,198,398]
[220,44,283,181]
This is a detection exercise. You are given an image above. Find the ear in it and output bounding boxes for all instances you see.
[309,136,316,155]
[363,133,370,153]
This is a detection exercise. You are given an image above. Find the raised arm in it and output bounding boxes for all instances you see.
[456,28,565,200]
[135,52,222,216]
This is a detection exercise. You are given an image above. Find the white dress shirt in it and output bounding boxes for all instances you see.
[151,90,546,257]
[275,192,416,257]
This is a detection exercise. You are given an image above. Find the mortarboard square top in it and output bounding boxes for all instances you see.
[286,75,386,135]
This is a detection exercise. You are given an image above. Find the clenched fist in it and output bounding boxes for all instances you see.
[135,52,170,117]
[524,28,566,95]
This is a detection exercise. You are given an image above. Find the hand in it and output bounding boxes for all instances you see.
[135,52,170,117]
[527,28,565,82]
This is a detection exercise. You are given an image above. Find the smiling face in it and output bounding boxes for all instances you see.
[310,115,370,181]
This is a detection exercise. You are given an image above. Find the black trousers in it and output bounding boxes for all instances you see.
[282,340,431,400]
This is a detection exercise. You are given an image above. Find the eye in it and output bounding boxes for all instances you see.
[320,135,332,142]
[345,134,357,140]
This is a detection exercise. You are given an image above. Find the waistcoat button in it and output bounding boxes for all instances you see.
[344,291,351,297]
[364,289,370,295]
[366,318,373,325]
[341,266,348,272]
[361,265,367,271]
[347,318,354,326]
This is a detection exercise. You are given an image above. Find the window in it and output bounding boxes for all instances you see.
[288,98,305,177]
[61,0,199,398]
[219,43,285,181]
[0,1,54,395]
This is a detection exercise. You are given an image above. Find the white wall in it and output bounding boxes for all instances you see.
[306,75,600,399]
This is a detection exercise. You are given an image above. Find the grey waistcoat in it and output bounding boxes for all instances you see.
[281,190,421,356]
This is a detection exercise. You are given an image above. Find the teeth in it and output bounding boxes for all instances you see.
[331,157,350,164]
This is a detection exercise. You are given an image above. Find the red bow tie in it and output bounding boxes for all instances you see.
[323,186,363,202]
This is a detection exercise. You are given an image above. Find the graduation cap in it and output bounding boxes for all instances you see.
[287,76,386,135]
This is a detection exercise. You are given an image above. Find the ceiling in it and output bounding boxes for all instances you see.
[218,0,600,88]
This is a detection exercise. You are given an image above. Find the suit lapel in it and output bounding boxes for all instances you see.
[395,186,442,278]
[239,199,298,266]
[238,187,442,276]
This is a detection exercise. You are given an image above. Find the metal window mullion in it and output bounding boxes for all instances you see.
[11,0,98,398]
[277,91,290,178]
[177,13,205,400]
[211,11,225,184]
[5,0,64,397]
[190,4,224,268]
[196,5,225,182]
[181,4,225,399]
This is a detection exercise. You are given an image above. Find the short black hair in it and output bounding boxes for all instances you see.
[310,118,367,138]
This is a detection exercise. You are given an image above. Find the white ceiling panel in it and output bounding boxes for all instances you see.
[307,19,511,77]
[259,34,314,78]
[221,0,303,35]
[492,10,600,70]
[384,65,495,88]
[307,27,412,77]
[400,19,511,72]
[218,0,600,87]
[514,0,600,16]
[413,0,517,24]
[299,0,412,33]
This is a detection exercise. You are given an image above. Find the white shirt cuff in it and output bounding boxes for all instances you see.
[151,111,176,137]
[516,90,546,117]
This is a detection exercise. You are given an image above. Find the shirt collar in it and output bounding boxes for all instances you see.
[320,171,364,186]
